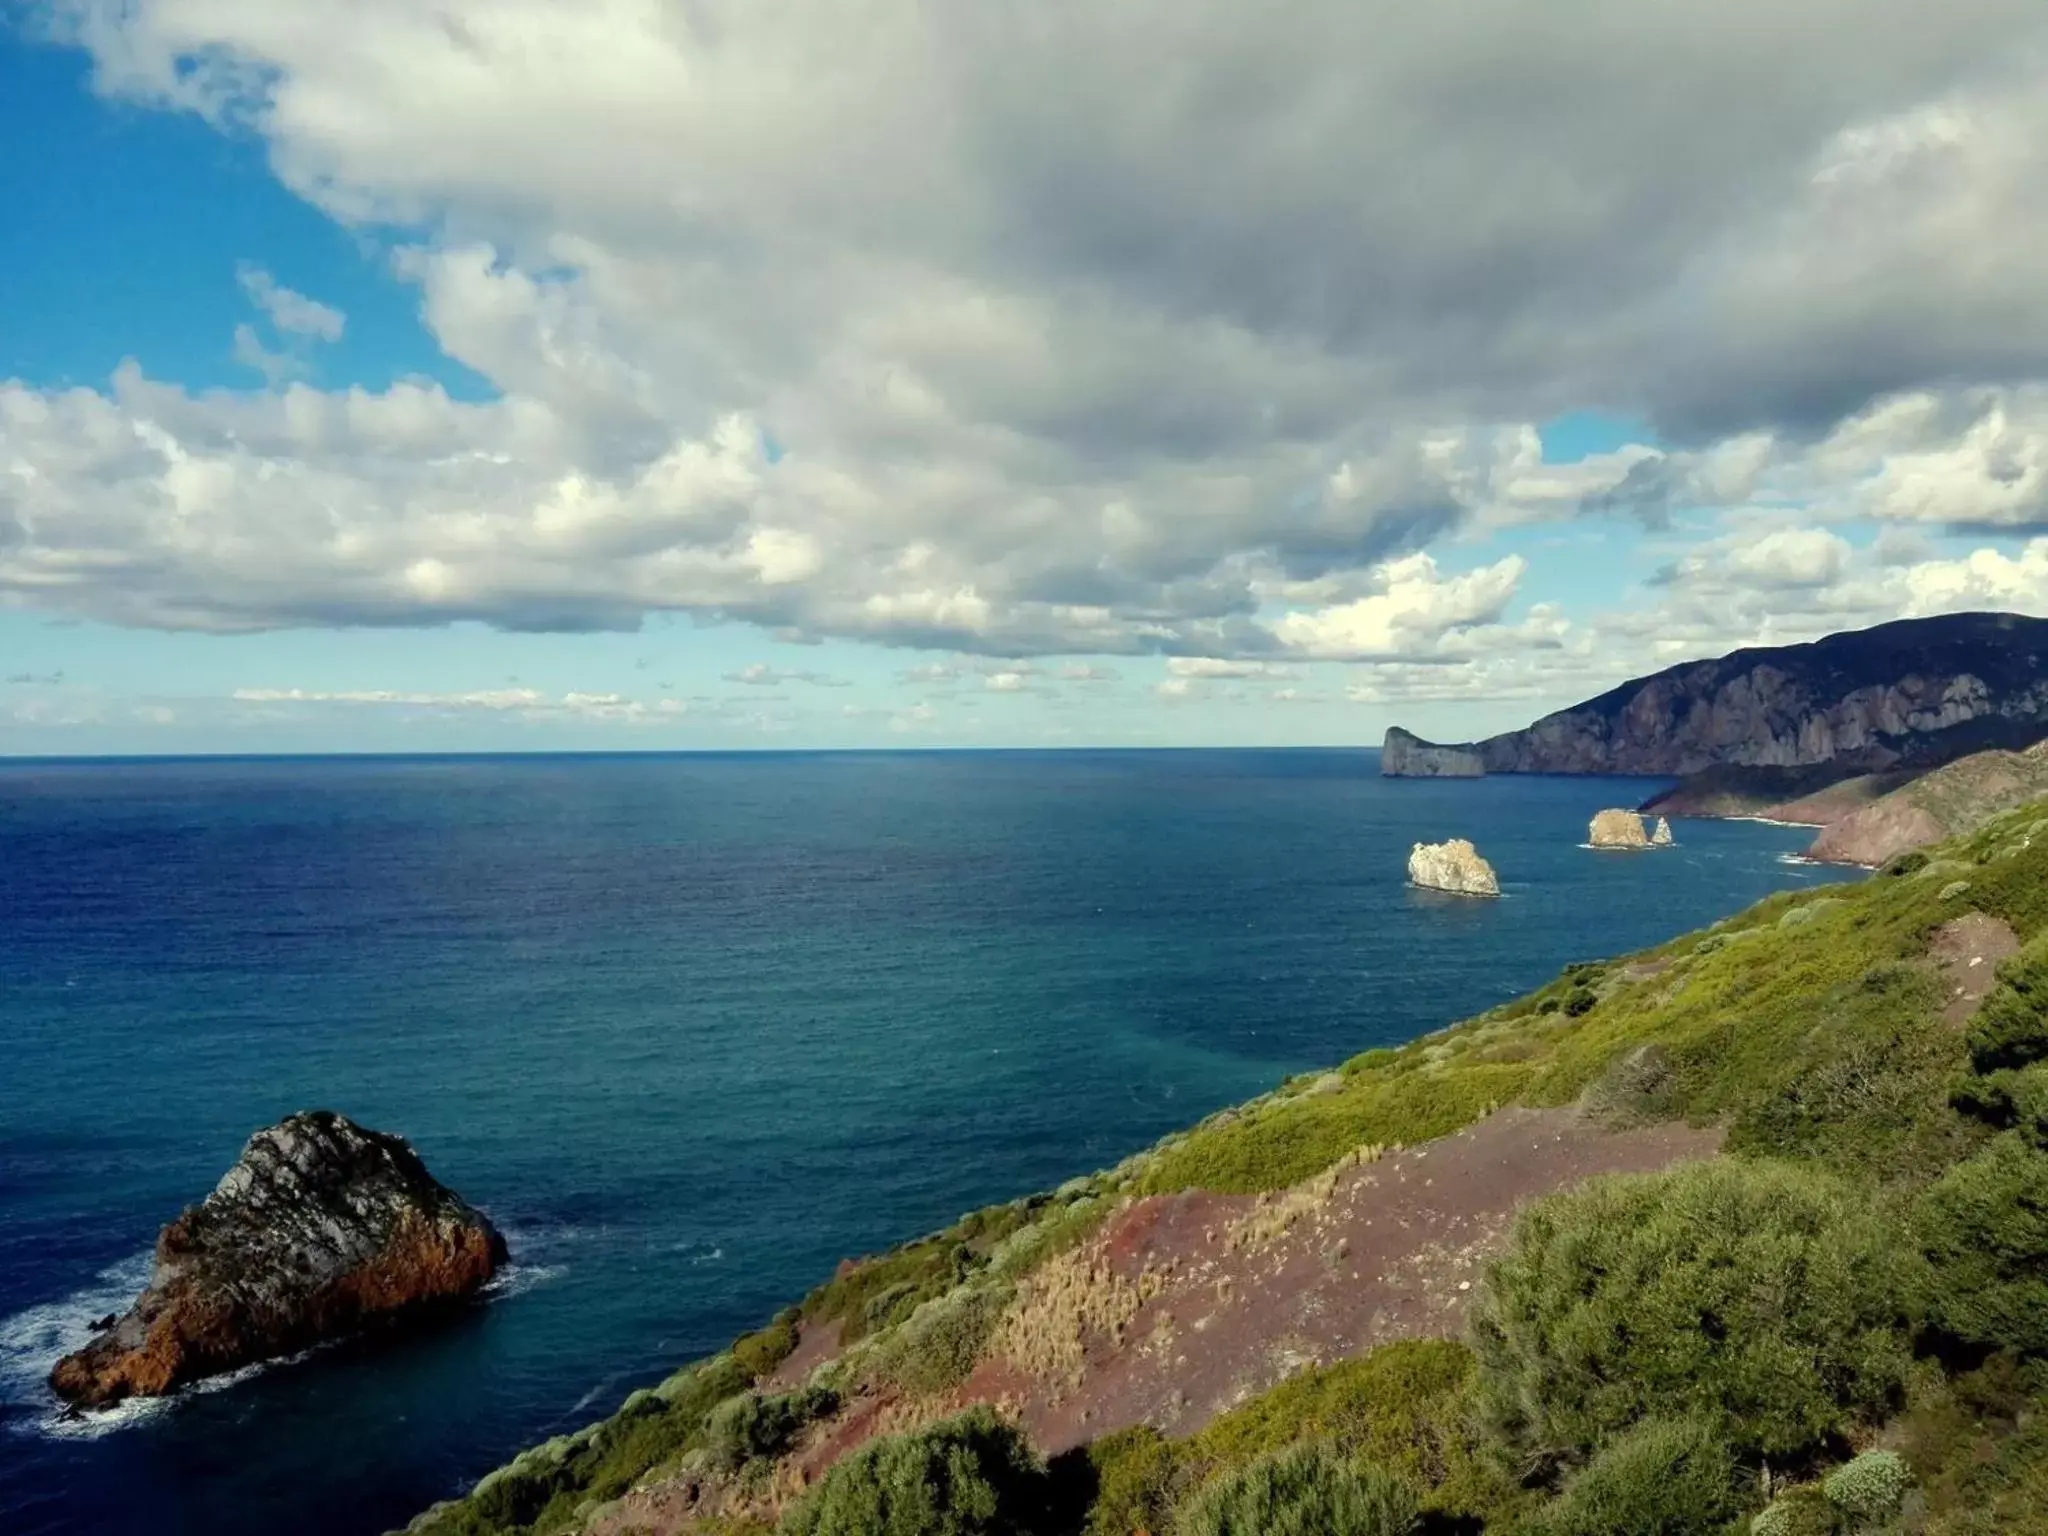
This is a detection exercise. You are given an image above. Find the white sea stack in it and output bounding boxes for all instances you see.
[1651,816,1675,846]
[1588,809,1653,849]
[1408,838,1501,897]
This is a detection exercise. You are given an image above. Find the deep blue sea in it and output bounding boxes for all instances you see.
[0,751,1857,1536]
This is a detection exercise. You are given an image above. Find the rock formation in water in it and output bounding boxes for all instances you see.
[1589,809,1653,849]
[1650,817,1674,846]
[1383,612,2048,778]
[1380,727,1484,777]
[50,1111,506,1410]
[1407,838,1501,896]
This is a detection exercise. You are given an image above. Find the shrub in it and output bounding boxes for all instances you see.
[1748,1487,1834,1536]
[1821,1450,1910,1523]
[705,1386,839,1471]
[778,1407,1050,1536]
[1468,1159,1913,1468]
[1951,1062,2048,1143]
[1185,1341,1474,1491]
[1914,1132,2048,1353]
[733,1309,803,1380]
[1967,936,2048,1072]
[870,1283,1006,1396]
[1522,1416,1743,1536]
[1562,986,1598,1018]
[1172,1444,1417,1536]
[1084,1426,1181,1536]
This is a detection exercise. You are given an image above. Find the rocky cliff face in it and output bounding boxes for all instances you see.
[1380,727,1484,777]
[1383,613,2048,778]
[50,1111,506,1409]
[1805,742,2048,867]
[1407,838,1500,896]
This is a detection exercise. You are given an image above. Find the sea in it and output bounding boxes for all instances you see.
[0,750,1858,1536]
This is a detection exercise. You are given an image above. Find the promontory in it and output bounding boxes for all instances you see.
[50,1110,507,1409]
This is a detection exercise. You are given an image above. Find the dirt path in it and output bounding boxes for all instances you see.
[1931,912,2020,1027]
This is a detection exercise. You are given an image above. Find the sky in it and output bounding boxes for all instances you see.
[2,3,2047,754]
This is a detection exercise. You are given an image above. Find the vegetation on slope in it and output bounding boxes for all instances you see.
[404,801,2048,1536]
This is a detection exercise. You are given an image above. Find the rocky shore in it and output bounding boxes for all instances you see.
[50,1110,506,1410]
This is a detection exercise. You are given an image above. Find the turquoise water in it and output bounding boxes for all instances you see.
[0,751,1856,1535]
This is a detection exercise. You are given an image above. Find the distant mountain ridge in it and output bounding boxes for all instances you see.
[1381,612,2048,778]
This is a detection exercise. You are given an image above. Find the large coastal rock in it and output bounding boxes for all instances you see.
[1650,817,1674,846]
[50,1111,506,1409]
[1383,612,2048,778]
[1407,838,1500,896]
[1588,809,1654,849]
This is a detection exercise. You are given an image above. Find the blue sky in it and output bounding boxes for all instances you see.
[3,3,2045,753]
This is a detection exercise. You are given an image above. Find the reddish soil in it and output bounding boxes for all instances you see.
[593,1107,1722,1531]
[763,1318,842,1392]
[1930,912,2020,1027]
[978,1106,1722,1454]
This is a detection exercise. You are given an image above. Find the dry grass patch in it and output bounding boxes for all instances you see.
[991,1238,1169,1390]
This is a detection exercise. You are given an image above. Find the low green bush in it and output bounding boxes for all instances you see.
[1967,935,2048,1073]
[1747,1486,1835,1536]
[733,1309,803,1380]
[1914,1132,2048,1354]
[778,1406,1050,1536]
[1821,1449,1910,1523]
[1521,1416,1743,1536]
[1185,1341,1474,1493]
[869,1282,1007,1396]
[1469,1159,1913,1469]
[705,1386,840,1471]
[1171,1443,1417,1536]
[1083,1426,1181,1536]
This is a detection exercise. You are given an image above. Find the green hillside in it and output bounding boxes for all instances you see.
[403,800,2048,1536]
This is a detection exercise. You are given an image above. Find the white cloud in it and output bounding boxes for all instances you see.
[723,663,850,687]
[1267,553,1526,661]
[237,264,346,342]
[1164,657,1292,679]
[231,685,686,721]
[3,0,2046,669]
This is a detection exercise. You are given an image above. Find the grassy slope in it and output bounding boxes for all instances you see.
[403,801,2048,1536]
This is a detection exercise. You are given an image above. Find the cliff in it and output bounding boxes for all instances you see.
[1381,727,1485,777]
[1383,611,2048,778]
[52,1111,505,1409]
[1806,741,2048,867]
[1406,838,1500,896]
[401,806,2048,1536]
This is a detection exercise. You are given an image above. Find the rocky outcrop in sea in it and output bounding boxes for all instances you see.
[1407,838,1500,896]
[1589,809,1654,849]
[50,1110,507,1409]
[1383,612,2048,778]
[1651,817,1674,846]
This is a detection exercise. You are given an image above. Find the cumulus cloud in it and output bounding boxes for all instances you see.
[4,0,2047,667]
[1267,554,1527,661]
